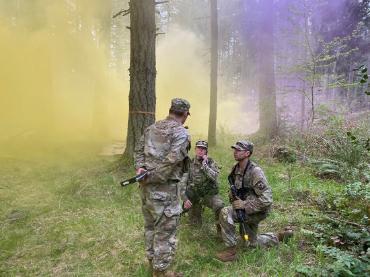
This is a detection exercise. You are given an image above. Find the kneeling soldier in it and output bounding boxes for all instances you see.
[216,140,293,262]
[183,140,224,236]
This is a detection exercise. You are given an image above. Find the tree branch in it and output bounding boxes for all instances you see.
[113,8,130,19]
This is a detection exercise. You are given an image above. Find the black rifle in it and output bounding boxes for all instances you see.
[228,176,249,241]
[120,170,151,186]
[120,163,177,187]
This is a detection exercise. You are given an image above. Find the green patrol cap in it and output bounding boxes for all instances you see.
[170,98,191,115]
[231,140,254,153]
[195,140,208,149]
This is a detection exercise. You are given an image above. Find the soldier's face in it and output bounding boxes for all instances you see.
[233,149,250,161]
[195,147,207,158]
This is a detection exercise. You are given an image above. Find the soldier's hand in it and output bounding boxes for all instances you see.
[232,199,245,210]
[202,155,208,165]
[136,167,147,175]
[183,200,192,209]
[136,168,148,184]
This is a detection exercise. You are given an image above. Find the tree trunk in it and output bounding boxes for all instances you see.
[123,0,156,159]
[300,81,306,131]
[310,81,315,123]
[208,0,218,146]
[257,0,277,138]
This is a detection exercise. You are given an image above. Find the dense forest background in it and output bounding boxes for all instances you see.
[0,1,369,276]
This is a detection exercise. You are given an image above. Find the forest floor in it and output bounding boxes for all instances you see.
[0,138,345,276]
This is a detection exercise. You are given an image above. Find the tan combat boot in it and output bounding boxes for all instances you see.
[277,227,294,242]
[215,246,237,262]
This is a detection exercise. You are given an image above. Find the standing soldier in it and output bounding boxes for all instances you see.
[216,140,293,262]
[134,98,191,277]
[182,140,224,237]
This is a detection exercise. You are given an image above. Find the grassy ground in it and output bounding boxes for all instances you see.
[0,140,342,276]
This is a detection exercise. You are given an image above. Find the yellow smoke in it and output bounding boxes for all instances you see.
[157,25,259,138]
[0,2,258,155]
[0,1,128,148]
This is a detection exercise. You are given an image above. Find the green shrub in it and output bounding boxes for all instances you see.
[284,114,370,183]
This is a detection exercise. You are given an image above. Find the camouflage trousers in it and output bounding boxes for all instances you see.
[219,206,279,248]
[188,193,224,226]
[140,182,181,271]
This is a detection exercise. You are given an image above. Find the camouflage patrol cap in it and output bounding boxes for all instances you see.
[170,98,191,115]
[195,140,208,149]
[231,140,254,153]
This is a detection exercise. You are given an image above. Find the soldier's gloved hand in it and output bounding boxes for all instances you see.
[232,199,245,210]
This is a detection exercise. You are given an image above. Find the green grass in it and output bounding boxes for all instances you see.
[0,142,343,276]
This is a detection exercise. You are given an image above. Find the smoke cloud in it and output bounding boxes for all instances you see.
[0,1,257,156]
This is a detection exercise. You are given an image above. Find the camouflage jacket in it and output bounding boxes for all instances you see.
[229,160,272,214]
[134,116,191,184]
[185,157,220,199]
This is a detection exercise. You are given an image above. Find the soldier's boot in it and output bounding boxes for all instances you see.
[277,227,294,242]
[215,246,237,262]
[152,270,183,277]
[247,234,258,248]
[189,203,202,226]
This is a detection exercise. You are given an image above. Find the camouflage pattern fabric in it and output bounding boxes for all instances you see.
[219,206,278,247]
[195,140,208,149]
[231,140,254,152]
[140,182,181,271]
[170,98,190,114]
[219,161,278,247]
[185,157,224,225]
[231,161,272,214]
[188,193,224,225]
[257,233,279,247]
[135,117,190,183]
[134,116,190,271]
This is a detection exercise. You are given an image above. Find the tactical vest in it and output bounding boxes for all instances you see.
[228,160,256,200]
[189,158,218,197]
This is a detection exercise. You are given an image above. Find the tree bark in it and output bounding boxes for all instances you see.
[123,0,156,159]
[208,0,218,146]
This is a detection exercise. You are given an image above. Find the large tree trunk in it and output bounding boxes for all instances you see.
[123,0,156,159]
[208,0,218,146]
[257,0,277,138]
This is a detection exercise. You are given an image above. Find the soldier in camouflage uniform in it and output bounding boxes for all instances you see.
[182,140,224,236]
[216,140,293,262]
[134,98,191,277]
